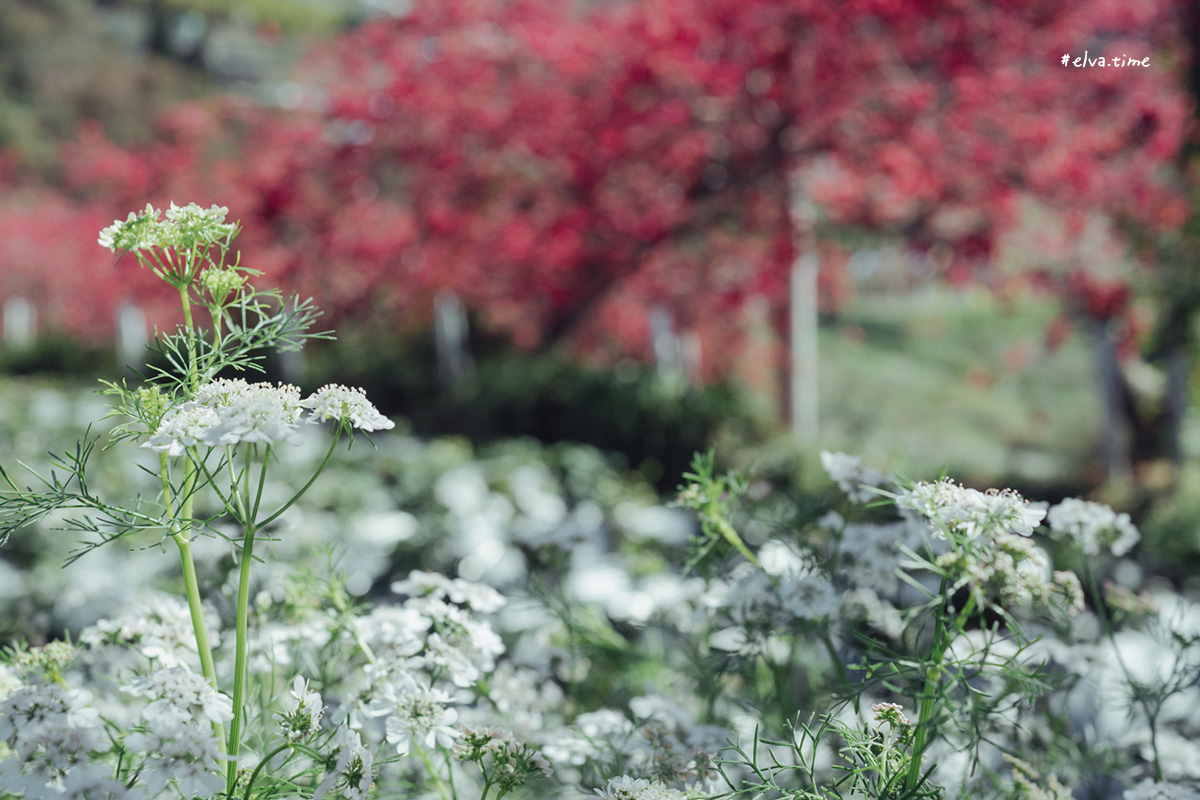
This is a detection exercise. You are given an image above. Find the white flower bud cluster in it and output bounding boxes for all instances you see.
[144,379,393,456]
[98,202,237,253]
[276,675,324,742]
[1046,497,1140,556]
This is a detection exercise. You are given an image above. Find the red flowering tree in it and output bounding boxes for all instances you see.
[22,0,1191,388]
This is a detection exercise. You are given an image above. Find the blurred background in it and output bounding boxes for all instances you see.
[4,0,1200,599]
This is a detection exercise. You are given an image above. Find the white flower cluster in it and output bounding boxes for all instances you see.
[896,478,1046,541]
[80,595,216,670]
[1046,497,1141,556]
[820,451,887,503]
[145,378,393,456]
[303,384,396,432]
[370,675,460,756]
[391,570,506,612]
[1125,780,1200,800]
[594,775,688,800]
[935,532,1083,616]
[313,725,374,800]
[121,668,233,798]
[0,681,106,799]
[98,202,237,253]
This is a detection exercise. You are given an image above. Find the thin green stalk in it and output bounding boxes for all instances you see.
[416,743,453,800]
[1085,563,1162,781]
[256,432,341,529]
[905,576,972,793]
[714,514,758,567]
[251,446,271,524]
[226,521,258,794]
[241,741,293,800]
[159,452,225,754]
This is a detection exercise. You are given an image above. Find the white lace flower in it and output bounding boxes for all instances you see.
[142,405,220,457]
[1047,497,1140,556]
[98,204,162,252]
[125,723,227,798]
[81,594,219,669]
[144,379,304,454]
[277,676,324,741]
[303,384,395,431]
[162,202,237,246]
[820,451,886,503]
[197,379,304,446]
[122,668,232,733]
[896,478,1045,541]
[370,679,459,756]
[313,725,374,800]
[0,681,101,785]
[595,775,687,800]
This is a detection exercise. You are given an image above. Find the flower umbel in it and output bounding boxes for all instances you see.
[303,384,395,432]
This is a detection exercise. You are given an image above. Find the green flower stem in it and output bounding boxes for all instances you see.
[905,580,975,792]
[178,284,200,390]
[416,743,453,800]
[1085,562,1162,781]
[226,520,258,794]
[158,452,225,754]
[713,512,758,567]
[241,741,293,800]
[256,431,341,530]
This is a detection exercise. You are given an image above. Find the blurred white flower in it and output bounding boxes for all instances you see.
[1047,497,1140,556]
[371,678,459,756]
[122,668,232,732]
[1124,779,1200,800]
[820,451,886,504]
[594,774,687,800]
[0,681,101,788]
[124,723,227,798]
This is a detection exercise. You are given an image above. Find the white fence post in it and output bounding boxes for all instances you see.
[3,297,36,348]
[116,303,148,372]
[790,252,819,440]
[435,291,471,387]
[649,304,683,377]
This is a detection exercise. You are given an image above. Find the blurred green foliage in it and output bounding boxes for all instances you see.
[302,328,771,493]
